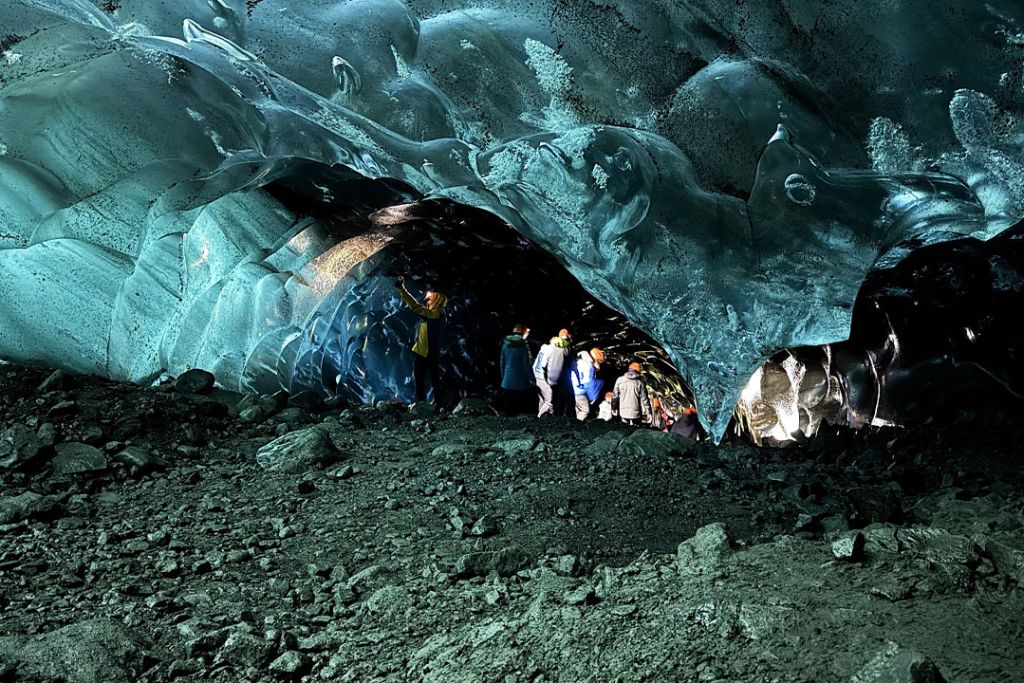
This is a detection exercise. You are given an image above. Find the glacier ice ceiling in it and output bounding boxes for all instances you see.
[1,0,1024,442]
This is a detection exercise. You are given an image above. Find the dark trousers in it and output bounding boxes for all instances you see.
[414,354,441,403]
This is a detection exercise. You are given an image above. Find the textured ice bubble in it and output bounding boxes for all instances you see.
[784,174,816,206]
[0,0,1022,442]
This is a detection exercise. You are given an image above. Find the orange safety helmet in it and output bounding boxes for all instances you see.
[590,348,605,364]
[628,362,642,372]
[559,328,572,339]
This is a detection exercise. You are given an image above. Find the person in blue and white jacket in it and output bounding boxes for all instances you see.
[565,347,605,421]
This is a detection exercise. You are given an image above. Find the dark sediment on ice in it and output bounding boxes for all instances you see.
[1,364,1023,682]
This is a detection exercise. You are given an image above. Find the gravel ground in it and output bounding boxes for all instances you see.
[1,363,1023,682]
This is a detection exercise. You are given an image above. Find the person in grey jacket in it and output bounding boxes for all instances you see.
[533,328,572,417]
[612,362,652,426]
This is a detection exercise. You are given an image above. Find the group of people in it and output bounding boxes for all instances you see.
[500,324,687,430]
[393,277,698,435]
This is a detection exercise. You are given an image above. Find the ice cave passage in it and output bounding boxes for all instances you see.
[2,0,1024,442]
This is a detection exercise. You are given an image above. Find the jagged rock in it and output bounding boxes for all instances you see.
[977,533,1024,583]
[851,641,946,682]
[453,547,531,578]
[619,429,692,458]
[492,438,537,455]
[552,554,583,576]
[239,405,266,423]
[81,425,105,445]
[0,424,45,470]
[237,394,283,423]
[255,426,343,474]
[47,400,78,417]
[896,527,979,589]
[275,407,313,426]
[409,401,437,417]
[36,369,71,393]
[115,447,170,474]
[269,651,311,678]
[469,514,500,538]
[448,507,472,534]
[452,397,495,416]
[174,369,216,395]
[677,523,731,574]
[562,584,597,606]
[0,618,153,683]
[0,492,62,524]
[831,531,866,562]
[862,524,901,554]
[215,628,272,669]
[847,486,903,525]
[36,422,57,448]
[52,442,108,476]
[587,432,625,456]
[365,585,413,618]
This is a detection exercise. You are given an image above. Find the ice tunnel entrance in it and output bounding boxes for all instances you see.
[248,179,695,411]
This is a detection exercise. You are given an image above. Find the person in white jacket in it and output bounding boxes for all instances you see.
[533,328,572,417]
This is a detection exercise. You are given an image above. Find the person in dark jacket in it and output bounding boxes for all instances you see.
[395,276,448,403]
[498,324,534,414]
[533,328,572,417]
[612,362,652,426]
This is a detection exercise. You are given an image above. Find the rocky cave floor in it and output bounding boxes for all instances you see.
[1,364,1023,682]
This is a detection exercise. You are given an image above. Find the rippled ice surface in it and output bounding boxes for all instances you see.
[1,0,1022,440]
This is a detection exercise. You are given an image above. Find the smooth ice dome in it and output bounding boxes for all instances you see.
[1,0,1023,441]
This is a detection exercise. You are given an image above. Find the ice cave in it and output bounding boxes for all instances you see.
[2,1,1024,681]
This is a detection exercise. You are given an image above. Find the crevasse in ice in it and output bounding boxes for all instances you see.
[0,0,1022,441]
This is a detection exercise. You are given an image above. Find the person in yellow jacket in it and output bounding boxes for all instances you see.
[395,276,448,403]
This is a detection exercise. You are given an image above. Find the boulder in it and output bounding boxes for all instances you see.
[831,531,866,562]
[255,426,344,474]
[0,424,45,470]
[851,641,946,683]
[491,438,537,455]
[677,523,731,574]
[268,651,311,679]
[365,585,414,619]
[0,619,153,683]
[0,492,62,524]
[275,407,313,426]
[587,432,625,456]
[453,546,531,578]
[173,369,215,395]
[36,369,73,393]
[619,429,691,458]
[52,442,108,476]
[409,401,438,417]
[452,397,495,416]
[978,532,1024,583]
[236,394,283,423]
[115,447,170,474]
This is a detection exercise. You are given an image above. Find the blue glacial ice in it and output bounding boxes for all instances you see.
[1,0,1022,441]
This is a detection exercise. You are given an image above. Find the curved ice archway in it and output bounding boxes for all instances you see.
[1,0,1022,441]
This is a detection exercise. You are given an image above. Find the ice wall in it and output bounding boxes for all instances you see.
[1,0,1023,441]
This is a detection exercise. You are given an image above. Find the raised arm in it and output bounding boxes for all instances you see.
[395,282,434,318]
